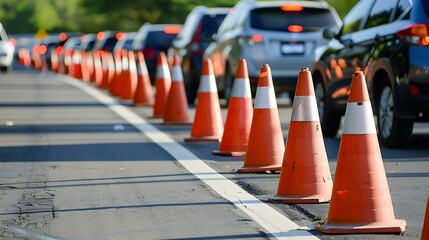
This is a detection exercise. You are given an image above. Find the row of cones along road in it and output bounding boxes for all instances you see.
[210,62,407,234]
[25,48,411,236]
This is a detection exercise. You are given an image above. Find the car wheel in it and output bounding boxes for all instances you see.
[0,66,10,73]
[184,64,199,104]
[314,74,341,137]
[375,79,413,148]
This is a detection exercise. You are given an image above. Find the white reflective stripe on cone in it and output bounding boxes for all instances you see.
[156,64,169,79]
[254,86,277,109]
[342,101,377,134]
[291,96,320,122]
[199,75,217,93]
[171,65,183,82]
[231,78,251,98]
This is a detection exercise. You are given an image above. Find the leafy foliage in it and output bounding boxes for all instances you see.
[0,0,358,34]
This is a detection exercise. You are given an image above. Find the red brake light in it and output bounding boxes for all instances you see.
[33,45,39,53]
[164,26,181,34]
[288,25,303,33]
[252,34,263,42]
[59,33,68,42]
[410,84,420,96]
[190,22,203,55]
[116,32,125,40]
[97,32,105,40]
[398,24,429,46]
[39,45,47,54]
[281,5,303,12]
[10,38,16,46]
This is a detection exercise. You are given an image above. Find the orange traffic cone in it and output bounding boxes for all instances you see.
[152,52,171,118]
[93,52,103,87]
[271,68,332,203]
[120,51,137,100]
[133,52,154,106]
[237,64,284,173]
[109,52,123,96]
[50,49,59,72]
[422,193,429,240]
[213,59,253,156]
[317,71,406,234]
[184,58,223,142]
[163,53,190,124]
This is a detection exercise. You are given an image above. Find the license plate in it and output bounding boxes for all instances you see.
[281,43,304,55]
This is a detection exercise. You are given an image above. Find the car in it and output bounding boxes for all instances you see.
[311,0,429,148]
[131,23,181,83]
[204,0,341,101]
[92,31,120,53]
[0,23,15,72]
[35,32,82,70]
[113,32,136,56]
[172,6,229,103]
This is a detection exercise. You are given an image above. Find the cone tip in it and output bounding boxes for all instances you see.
[301,67,309,72]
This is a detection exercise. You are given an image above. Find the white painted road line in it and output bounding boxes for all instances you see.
[62,76,318,240]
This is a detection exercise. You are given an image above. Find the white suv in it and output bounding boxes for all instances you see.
[204,0,341,100]
[0,23,15,72]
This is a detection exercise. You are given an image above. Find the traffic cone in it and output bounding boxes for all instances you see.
[237,64,284,173]
[212,59,253,156]
[271,68,332,203]
[317,71,406,234]
[109,52,123,96]
[422,193,429,240]
[120,51,137,100]
[152,52,171,118]
[93,52,103,87]
[133,52,154,106]
[163,52,190,124]
[184,58,223,142]
[50,49,59,72]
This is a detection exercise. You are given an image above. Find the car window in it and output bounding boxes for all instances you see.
[201,14,226,33]
[250,7,338,31]
[365,0,398,29]
[340,0,374,35]
[423,0,429,18]
[394,0,413,20]
[145,31,177,49]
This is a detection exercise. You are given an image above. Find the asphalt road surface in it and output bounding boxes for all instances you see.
[0,63,428,240]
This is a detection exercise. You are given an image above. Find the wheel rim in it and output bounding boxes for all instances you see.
[379,85,394,139]
[315,81,325,121]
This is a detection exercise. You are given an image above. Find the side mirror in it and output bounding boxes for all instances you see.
[322,25,339,40]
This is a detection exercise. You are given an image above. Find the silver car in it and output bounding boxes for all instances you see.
[0,23,15,72]
[204,0,341,100]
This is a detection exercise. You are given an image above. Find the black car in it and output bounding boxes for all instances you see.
[172,6,229,103]
[312,0,429,148]
[131,23,181,83]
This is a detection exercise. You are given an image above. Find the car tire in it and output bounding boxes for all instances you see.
[314,74,342,137]
[375,79,413,148]
[0,66,10,73]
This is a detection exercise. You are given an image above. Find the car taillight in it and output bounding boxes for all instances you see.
[59,33,68,42]
[190,22,203,56]
[116,32,125,40]
[398,24,429,46]
[288,25,303,33]
[281,4,303,12]
[164,26,181,34]
[239,34,264,46]
[142,48,155,59]
[97,32,105,40]
[39,45,47,55]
